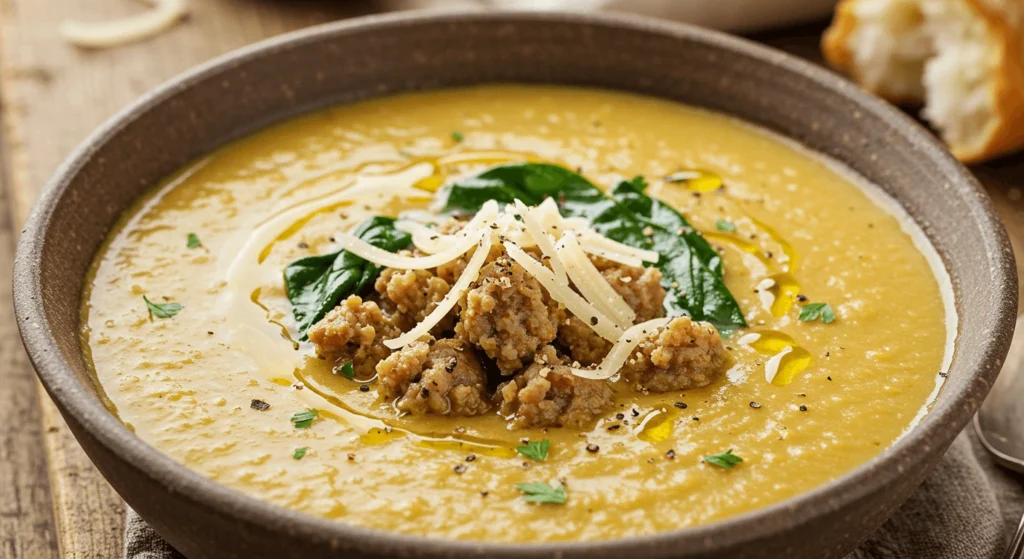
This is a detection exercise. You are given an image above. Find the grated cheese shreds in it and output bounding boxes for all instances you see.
[60,0,188,49]
[569,318,672,380]
[577,244,645,268]
[395,220,456,254]
[577,230,660,264]
[336,201,498,269]
[556,233,636,328]
[385,235,494,349]
[513,200,567,283]
[504,242,623,342]
[335,228,483,270]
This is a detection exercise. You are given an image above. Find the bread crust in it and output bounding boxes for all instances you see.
[955,0,1024,163]
[822,0,928,104]
[822,0,1024,163]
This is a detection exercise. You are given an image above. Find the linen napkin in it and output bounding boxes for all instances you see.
[123,427,1024,559]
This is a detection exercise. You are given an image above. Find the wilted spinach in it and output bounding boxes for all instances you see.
[439,163,745,329]
[284,216,411,340]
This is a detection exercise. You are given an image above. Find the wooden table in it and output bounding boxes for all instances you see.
[2,3,1023,557]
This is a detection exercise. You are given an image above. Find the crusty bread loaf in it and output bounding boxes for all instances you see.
[823,0,1024,163]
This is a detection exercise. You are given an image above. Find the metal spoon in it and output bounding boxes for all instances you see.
[975,315,1024,559]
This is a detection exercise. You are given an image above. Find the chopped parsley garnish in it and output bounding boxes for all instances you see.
[293,447,307,460]
[336,360,355,378]
[143,296,182,319]
[705,449,743,469]
[516,439,549,461]
[798,302,836,324]
[451,131,464,142]
[515,482,566,504]
[186,233,201,248]
[715,220,736,232]
[290,409,319,429]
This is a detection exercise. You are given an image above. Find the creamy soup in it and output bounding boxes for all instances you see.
[82,85,952,542]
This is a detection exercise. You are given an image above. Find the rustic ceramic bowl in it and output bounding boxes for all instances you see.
[13,10,1017,559]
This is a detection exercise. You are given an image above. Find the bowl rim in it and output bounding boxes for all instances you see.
[12,8,1016,557]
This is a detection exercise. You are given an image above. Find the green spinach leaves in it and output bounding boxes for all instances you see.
[284,216,411,340]
[439,163,745,330]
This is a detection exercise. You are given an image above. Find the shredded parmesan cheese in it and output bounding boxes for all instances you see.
[504,242,623,342]
[385,235,494,350]
[335,228,483,270]
[60,0,188,49]
[569,318,672,380]
[395,220,456,254]
[513,200,567,283]
[337,201,498,269]
[556,233,636,328]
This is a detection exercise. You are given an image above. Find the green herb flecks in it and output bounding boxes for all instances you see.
[516,439,550,461]
[437,163,746,329]
[715,220,736,232]
[290,409,319,429]
[515,482,566,504]
[451,131,464,142]
[705,449,743,469]
[186,233,201,249]
[336,361,355,379]
[284,216,412,340]
[798,302,836,324]
[143,296,182,319]
[293,447,308,460]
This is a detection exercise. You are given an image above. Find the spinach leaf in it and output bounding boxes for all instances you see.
[439,163,746,329]
[284,216,411,340]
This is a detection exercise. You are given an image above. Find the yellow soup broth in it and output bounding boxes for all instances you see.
[81,85,952,542]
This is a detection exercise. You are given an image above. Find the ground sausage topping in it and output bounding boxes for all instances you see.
[455,250,564,374]
[496,346,614,428]
[619,316,727,392]
[308,295,401,378]
[311,218,726,428]
[376,339,490,416]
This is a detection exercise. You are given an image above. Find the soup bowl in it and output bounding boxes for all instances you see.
[12,10,1017,559]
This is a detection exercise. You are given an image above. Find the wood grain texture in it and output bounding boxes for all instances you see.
[2,8,1024,559]
[0,147,59,559]
[0,1,378,557]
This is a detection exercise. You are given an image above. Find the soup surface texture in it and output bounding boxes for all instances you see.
[82,85,951,542]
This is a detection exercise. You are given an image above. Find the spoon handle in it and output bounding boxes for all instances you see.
[1007,509,1024,559]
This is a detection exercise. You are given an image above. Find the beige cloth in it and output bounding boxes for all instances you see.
[124,428,1024,558]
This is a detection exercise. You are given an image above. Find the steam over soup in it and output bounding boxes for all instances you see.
[82,85,953,542]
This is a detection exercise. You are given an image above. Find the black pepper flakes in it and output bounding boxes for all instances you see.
[466,454,476,462]
[453,464,467,474]
[799,405,808,412]
[298,242,309,249]
[827,376,833,381]
[615,413,625,420]
[674,402,688,409]
[250,399,270,411]
[665,449,676,459]
[749,401,761,409]
[586,443,600,453]
[796,294,808,303]
[347,453,356,461]
[607,424,621,431]
[692,417,700,421]
[590,316,599,326]
[481,491,489,497]
[359,384,370,392]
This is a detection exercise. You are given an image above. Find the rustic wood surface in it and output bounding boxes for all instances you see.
[1,3,1023,558]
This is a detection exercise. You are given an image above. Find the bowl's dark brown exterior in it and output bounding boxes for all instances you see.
[13,10,1017,559]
